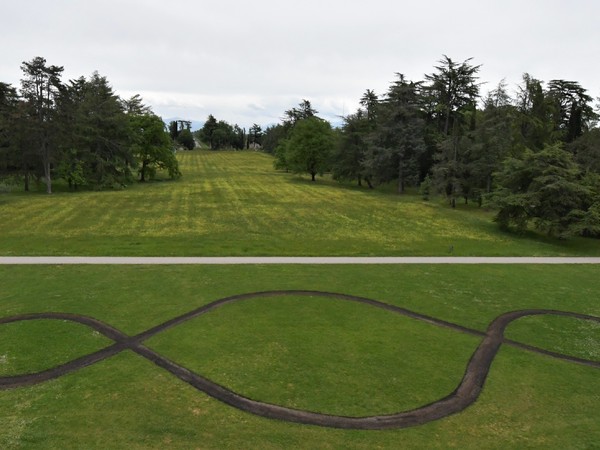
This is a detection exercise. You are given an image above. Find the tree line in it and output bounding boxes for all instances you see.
[261,56,600,238]
[5,55,599,239]
[194,115,263,150]
[0,57,181,193]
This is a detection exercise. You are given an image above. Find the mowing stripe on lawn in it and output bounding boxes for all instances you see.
[1,257,600,264]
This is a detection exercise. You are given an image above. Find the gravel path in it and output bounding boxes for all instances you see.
[1,256,600,264]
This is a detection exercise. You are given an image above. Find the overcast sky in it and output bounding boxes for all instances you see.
[2,0,599,129]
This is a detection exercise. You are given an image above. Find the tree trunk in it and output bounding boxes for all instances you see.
[140,160,147,182]
[444,107,451,135]
[43,145,52,194]
[37,135,52,194]
[311,172,316,182]
[45,164,52,194]
[397,158,404,194]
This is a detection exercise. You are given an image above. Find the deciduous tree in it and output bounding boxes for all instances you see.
[176,128,195,150]
[282,117,334,181]
[129,113,180,181]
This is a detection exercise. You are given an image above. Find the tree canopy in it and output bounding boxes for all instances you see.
[279,116,334,181]
[487,144,597,237]
[325,56,600,238]
[196,115,245,150]
[0,57,181,192]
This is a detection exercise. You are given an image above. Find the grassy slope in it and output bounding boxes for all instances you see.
[0,265,598,449]
[1,150,599,256]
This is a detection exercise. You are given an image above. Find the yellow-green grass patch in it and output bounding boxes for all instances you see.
[1,151,599,256]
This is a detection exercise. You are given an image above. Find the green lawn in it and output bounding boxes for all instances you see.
[1,150,599,448]
[1,150,599,256]
[1,264,598,449]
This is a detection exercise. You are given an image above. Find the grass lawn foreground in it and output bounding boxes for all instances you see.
[0,264,598,449]
[0,151,599,449]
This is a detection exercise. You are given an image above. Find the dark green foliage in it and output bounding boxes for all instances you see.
[547,80,597,143]
[334,81,430,193]
[279,117,334,181]
[121,94,152,115]
[3,54,600,241]
[424,55,481,137]
[261,124,286,154]
[19,56,65,193]
[465,81,516,196]
[419,175,432,200]
[248,123,262,149]
[365,75,426,193]
[359,89,379,125]
[569,197,600,237]
[0,83,19,179]
[129,113,180,182]
[327,56,600,239]
[265,100,320,162]
[197,115,245,150]
[79,73,135,187]
[60,73,134,188]
[176,128,195,150]
[332,110,371,187]
[569,128,600,174]
[283,99,317,127]
[487,144,597,237]
[198,114,218,148]
[168,121,179,140]
[211,121,233,149]
[232,124,246,150]
[168,119,193,147]
[425,56,481,206]
[515,74,555,151]
[0,57,182,191]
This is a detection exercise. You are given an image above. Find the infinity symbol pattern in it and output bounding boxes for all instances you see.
[1,291,598,430]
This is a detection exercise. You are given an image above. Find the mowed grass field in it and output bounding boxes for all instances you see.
[1,265,599,449]
[1,150,600,256]
[1,150,599,449]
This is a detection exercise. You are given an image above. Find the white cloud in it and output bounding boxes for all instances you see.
[2,0,599,129]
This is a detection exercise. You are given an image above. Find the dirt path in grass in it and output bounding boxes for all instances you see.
[1,256,600,264]
[1,290,598,430]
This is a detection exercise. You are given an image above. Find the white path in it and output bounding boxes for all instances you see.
[0,256,600,264]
